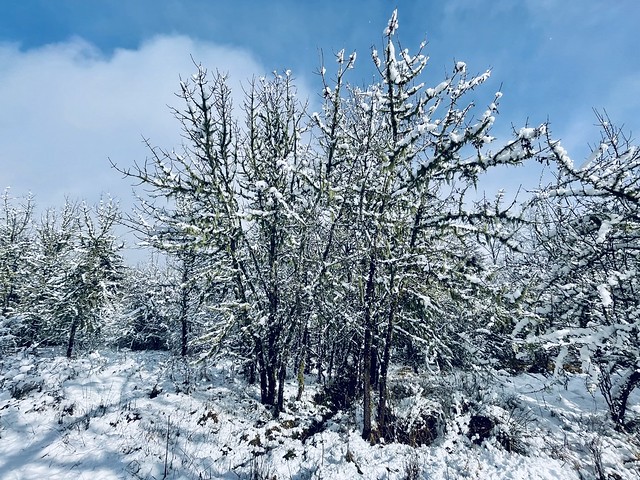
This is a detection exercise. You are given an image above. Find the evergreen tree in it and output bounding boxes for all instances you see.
[0,190,34,319]
[59,200,124,357]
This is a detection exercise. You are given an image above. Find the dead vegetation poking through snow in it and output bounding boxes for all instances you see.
[0,349,639,479]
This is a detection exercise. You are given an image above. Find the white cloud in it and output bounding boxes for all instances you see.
[0,36,274,209]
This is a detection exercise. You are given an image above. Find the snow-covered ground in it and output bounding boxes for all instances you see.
[1,349,638,479]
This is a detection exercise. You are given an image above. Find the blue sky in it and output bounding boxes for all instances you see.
[1,0,639,218]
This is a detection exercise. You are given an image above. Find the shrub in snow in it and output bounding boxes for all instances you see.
[0,315,22,354]
[381,373,450,446]
[383,397,445,447]
[9,375,43,400]
[401,454,423,480]
[313,374,359,412]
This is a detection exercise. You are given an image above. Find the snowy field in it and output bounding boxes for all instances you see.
[1,349,638,479]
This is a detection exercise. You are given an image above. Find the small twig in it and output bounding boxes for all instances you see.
[163,415,171,479]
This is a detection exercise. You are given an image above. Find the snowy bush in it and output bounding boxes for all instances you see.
[0,315,21,354]
[384,371,535,453]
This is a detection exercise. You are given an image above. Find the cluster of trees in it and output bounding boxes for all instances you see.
[2,11,638,438]
[0,193,209,358]
[0,196,124,357]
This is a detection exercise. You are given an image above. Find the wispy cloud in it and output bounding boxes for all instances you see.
[0,36,269,208]
[1,1,638,210]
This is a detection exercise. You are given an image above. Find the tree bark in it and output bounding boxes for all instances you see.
[276,362,286,416]
[614,370,640,428]
[377,271,397,439]
[66,317,79,358]
[362,323,373,441]
[361,256,377,442]
[179,264,190,357]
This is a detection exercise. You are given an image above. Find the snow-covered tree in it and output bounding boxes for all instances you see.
[116,68,312,414]
[58,200,124,357]
[0,190,34,319]
[117,11,557,432]
[0,197,124,355]
[21,200,80,347]
[131,193,214,357]
[231,72,313,412]
[517,113,640,428]
[311,10,552,440]
[0,191,35,351]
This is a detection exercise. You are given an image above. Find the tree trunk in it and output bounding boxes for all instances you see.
[326,341,335,382]
[296,327,308,401]
[361,256,377,442]
[179,307,188,357]
[265,335,278,405]
[614,370,640,429]
[66,318,79,358]
[316,329,325,383]
[178,251,193,357]
[266,365,277,405]
[370,346,379,389]
[259,367,269,404]
[276,362,286,415]
[296,356,305,401]
[362,323,373,442]
[377,275,397,439]
[256,339,269,404]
